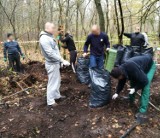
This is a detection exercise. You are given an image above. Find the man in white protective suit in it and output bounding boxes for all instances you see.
[39,22,70,107]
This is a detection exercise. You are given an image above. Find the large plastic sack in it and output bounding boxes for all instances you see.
[89,68,111,108]
[112,44,122,49]
[132,46,141,53]
[133,47,153,57]
[142,47,153,56]
[114,45,125,66]
[76,57,90,84]
[134,52,141,57]
[121,46,134,64]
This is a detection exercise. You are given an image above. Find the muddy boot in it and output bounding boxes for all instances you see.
[135,113,149,124]
[135,112,149,124]
[135,112,147,118]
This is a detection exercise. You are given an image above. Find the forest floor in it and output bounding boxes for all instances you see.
[0,61,160,138]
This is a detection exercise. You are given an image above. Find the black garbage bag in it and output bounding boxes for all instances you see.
[142,47,154,56]
[121,46,134,64]
[132,46,141,53]
[134,52,141,57]
[112,44,123,49]
[76,57,90,84]
[114,46,125,66]
[89,68,111,108]
[133,47,153,57]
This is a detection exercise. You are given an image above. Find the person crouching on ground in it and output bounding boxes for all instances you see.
[39,22,70,107]
[83,25,110,69]
[60,32,77,73]
[3,33,25,72]
[110,54,156,119]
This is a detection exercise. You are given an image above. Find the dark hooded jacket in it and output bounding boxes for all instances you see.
[116,55,153,94]
[60,33,76,51]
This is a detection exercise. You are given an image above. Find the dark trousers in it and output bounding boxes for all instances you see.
[8,53,21,72]
[70,50,77,71]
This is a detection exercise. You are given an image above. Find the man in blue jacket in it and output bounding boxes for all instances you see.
[3,33,25,72]
[110,55,156,118]
[83,25,110,69]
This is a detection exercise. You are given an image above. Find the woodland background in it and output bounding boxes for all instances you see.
[0,0,160,46]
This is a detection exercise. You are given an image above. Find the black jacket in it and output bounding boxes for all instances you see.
[116,55,153,94]
[124,32,145,47]
[60,34,76,51]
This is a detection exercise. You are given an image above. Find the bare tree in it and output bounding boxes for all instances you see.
[0,0,20,39]
[94,0,105,32]
[114,0,124,44]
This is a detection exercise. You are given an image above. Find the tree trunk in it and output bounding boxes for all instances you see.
[105,0,109,33]
[114,0,124,44]
[94,0,105,32]
[76,0,79,41]
[35,0,42,51]
[65,0,70,32]
[118,0,124,44]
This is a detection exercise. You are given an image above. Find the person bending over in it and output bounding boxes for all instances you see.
[60,32,77,73]
[110,55,156,118]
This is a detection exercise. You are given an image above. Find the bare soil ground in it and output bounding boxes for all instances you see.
[0,61,159,138]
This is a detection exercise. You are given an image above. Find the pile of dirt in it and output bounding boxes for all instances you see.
[0,62,160,138]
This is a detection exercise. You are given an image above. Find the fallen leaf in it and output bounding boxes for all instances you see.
[119,130,125,135]
[8,118,14,122]
[108,134,112,138]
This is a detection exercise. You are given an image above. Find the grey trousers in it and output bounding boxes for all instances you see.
[45,63,61,105]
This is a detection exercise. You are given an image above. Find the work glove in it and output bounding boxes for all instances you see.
[112,93,118,100]
[128,88,135,94]
[22,54,25,60]
[61,60,70,67]
[106,47,110,51]
[3,58,7,62]
[82,53,87,58]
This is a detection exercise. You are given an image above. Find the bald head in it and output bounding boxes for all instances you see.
[91,25,100,35]
[45,22,56,35]
[135,26,140,33]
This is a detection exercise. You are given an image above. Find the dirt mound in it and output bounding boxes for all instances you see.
[0,62,160,138]
[0,61,47,97]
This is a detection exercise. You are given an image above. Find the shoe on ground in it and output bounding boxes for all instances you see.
[60,95,66,99]
[135,112,147,119]
[48,103,58,108]
[135,112,148,124]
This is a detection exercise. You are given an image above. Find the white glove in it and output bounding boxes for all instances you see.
[106,48,110,51]
[128,88,135,94]
[112,93,118,100]
[83,53,87,57]
[62,60,70,66]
